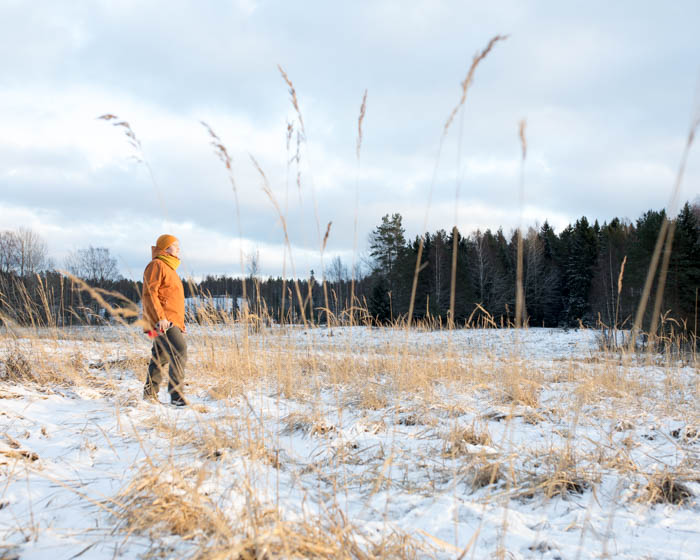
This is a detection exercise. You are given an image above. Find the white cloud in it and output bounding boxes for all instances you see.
[2,0,699,278]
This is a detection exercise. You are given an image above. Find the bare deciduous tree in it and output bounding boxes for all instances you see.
[0,231,20,274]
[246,249,260,279]
[65,246,119,282]
[326,255,349,317]
[17,227,48,276]
[327,255,348,284]
[0,228,48,276]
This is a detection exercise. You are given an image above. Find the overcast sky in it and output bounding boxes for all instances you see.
[2,0,699,280]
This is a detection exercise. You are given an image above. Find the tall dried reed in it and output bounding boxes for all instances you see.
[629,96,700,349]
[408,34,508,327]
[98,114,169,221]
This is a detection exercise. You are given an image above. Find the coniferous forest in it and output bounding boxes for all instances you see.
[1,202,698,336]
[362,202,699,333]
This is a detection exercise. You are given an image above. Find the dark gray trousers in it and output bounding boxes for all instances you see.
[144,326,187,400]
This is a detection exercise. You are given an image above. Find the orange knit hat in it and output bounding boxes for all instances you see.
[156,234,178,250]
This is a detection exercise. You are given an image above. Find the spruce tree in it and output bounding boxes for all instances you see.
[368,275,391,323]
[563,217,598,325]
[670,203,700,330]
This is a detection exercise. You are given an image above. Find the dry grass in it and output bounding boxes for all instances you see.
[442,424,493,458]
[112,466,230,540]
[282,411,336,437]
[470,460,503,489]
[0,435,39,464]
[0,339,96,387]
[111,460,426,559]
[1,315,697,558]
[515,449,595,501]
[642,472,695,505]
[1,345,33,382]
[139,411,281,468]
[494,377,541,408]
[197,515,423,560]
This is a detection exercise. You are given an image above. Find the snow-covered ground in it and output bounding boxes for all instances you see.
[1,326,698,559]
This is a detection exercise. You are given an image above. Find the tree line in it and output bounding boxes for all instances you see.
[365,202,699,334]
[0,232,135,326]
[1,201,698,335]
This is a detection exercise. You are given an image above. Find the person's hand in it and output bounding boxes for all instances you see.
[156,320,172,333]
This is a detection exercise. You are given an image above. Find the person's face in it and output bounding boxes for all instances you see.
[165,240,180,259]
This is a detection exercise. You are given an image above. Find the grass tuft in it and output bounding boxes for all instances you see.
[111,467,230,540]
[644,472,694,505]
[1,346,33,382]
[443,425,493,458]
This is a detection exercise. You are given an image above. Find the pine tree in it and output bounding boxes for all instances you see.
[369,213,407,296]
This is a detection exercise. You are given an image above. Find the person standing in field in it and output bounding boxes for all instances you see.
[141,234,187,406]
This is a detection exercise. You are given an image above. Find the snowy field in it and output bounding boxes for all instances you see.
[0,326,698,559]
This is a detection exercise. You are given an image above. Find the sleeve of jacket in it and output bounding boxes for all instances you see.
[142,260,166,324]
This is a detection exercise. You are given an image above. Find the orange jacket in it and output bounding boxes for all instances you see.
[142,247,185,331]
